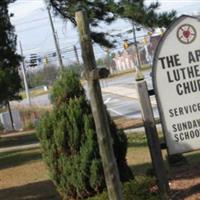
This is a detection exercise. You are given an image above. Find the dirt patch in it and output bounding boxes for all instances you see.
[127,133,200,199]
[169,162,200,200]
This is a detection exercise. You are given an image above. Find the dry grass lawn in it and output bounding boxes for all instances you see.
[0,148,61,200]
[0,130,200,200]
[0,131,60,200]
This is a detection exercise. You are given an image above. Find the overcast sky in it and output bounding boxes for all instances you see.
[8,0,200,64]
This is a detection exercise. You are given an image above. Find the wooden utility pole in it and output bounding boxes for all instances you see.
[136,76,169,197]
[19,41,31,106]
[45,1,64,70]
[75,9,123,200]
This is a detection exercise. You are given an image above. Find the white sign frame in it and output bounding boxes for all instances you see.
[153,15,200,155]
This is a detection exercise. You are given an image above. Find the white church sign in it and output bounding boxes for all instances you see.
[153,15,200,155]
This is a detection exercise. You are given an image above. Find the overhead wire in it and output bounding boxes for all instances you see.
[17,23,50,33]
[15,17,48,26]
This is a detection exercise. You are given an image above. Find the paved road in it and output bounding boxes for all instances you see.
[11,70,158,119]
[103,91,158,119]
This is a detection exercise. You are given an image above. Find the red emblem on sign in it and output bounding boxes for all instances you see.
[177,24,196,44]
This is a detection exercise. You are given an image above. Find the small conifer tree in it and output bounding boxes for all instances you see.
[37,70,133,200]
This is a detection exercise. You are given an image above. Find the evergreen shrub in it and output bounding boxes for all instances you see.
[37,70,133,200]
[88,178,161,200]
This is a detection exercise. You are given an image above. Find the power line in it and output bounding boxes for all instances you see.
[15,17,48,26]
[12,0,44,1]
[16,21,66,33]
[17,23,49,32]
[39,29,51,53]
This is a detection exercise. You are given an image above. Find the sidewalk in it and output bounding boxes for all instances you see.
[102,85,157,105]
[101,85,158,130]
[0,130,34,138]
[0,143,40,153]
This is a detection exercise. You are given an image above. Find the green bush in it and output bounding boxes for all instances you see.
[37,70,133,200]
[88,178,161,200]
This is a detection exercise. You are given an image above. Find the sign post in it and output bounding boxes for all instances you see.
[153,15,200,155]
[136,76,169,195]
